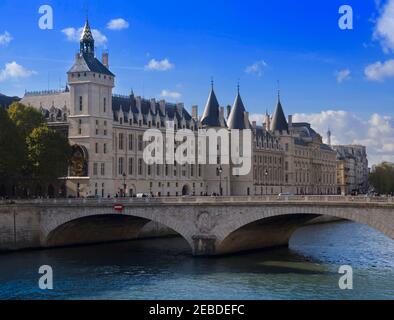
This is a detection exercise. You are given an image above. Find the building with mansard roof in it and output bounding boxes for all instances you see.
[21,18,337,198]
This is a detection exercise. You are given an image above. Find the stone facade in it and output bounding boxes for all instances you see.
[21,18,337,198]
[333,145,369,195]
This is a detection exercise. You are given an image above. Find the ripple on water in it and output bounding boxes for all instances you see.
[0,221,393,300]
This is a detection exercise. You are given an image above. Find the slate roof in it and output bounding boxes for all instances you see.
[112,94,194,126]
[227,92,250,129]
[200,88,221,127]
[271,97,288,132]
[68,54,115,77]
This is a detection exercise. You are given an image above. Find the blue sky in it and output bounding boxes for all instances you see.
[1,0,394,164]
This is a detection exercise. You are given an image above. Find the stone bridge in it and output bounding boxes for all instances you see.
[1,196,393,256]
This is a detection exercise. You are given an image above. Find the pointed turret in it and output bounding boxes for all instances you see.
[271,91,288,133]
[227,85,249,129]
[200,80,221,127]
[80,18,95,56]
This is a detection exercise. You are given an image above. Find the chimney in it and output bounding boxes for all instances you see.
[75,53,80,60]
[226,105,231,119]
[288,115,293,127]
[265,112,271,131]
[220,107,225,123]
[102,52,109,68]
[252,121,257,129]
[244,112,250,128]
[192,105,198,120]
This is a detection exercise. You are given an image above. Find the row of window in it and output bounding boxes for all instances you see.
[93,163,106,176]
[117,157,203,178]
[78,96,108,114]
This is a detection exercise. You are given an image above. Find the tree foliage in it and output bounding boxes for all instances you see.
[0,108,25,180]
[369,162,394,195]
[7,102,45,139]
[0,102,72,196]
[27,126,72,184]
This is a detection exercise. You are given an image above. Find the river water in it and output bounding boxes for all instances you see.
[0,221,393,300]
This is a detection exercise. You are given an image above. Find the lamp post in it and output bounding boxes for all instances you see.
[265,169,269,195]
[122,173,127,198]
[217,166,223,196]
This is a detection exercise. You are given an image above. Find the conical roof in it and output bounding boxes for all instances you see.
[81,19,94,42]
[271,93,288,132]
[200,86,221,127]
[227,92,248,129]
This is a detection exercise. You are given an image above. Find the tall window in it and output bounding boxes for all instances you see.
[103,97,106,113]
[79,96,83,111]
[103,144,107,154]
[138,135,143,151]
[118,157,124,175]
[138,159,143,175]
[129,134,133,151]
[119,133,124,150]
[128,158,134,176]
[93,163,98,176]
[101,163,105,176]
[95,143,99,154]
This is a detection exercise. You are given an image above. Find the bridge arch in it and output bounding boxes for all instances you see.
[214,205,394,255]
[42,207,195,253]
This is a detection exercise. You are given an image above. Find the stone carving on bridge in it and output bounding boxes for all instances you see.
[196,211,217,234]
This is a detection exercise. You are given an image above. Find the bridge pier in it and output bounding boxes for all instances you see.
[192,235,217,256]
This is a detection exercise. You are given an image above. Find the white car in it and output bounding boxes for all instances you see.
[278,192,294,197]
[136,193,152,198]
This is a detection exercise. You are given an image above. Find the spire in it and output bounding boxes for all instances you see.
[200,81,221,127]
[80,18,95,56]
[270,89,288,133]
[327,128,332,146]
[227,86,249,130]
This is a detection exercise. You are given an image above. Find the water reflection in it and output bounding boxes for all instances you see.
[0,221,393,300]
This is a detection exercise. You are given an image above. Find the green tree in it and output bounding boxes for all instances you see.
[369,162,394,195]
[7,102,45,139]
[0,108,26,181]
[27,126,72,184]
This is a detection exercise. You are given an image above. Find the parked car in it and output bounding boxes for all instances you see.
[278,192,294,197]
[136,193,152,198]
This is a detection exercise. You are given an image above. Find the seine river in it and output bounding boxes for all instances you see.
[0,221,393,300]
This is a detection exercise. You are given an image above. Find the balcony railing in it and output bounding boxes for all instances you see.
[1,195,394,206]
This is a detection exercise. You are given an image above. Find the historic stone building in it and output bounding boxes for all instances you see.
[333,145,369,195]
[21,19,337,198]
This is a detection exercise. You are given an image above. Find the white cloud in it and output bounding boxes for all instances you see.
[160,90,181,100]
[245,60,267,77]
[0,61,36,81]
[365,59,394,81]
[336,69,351,83]
[250,110,394,165]
[374,0,394,53]
[61,27,108,46]
[145,58,174,71]
[107,18,129,30]
[0,31,12,46]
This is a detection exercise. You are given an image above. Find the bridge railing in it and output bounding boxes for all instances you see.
[1,195,394,206]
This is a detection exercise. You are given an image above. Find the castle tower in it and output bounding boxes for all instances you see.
[66,18,115,197]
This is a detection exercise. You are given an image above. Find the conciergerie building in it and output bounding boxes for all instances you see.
[21,19,337,198]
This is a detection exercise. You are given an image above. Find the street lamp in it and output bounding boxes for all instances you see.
[265,169,269,195]
[217,166,223,196]
[122,173,127,198]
